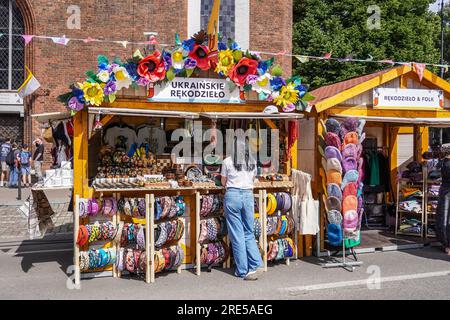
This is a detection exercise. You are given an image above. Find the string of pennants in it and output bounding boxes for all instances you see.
[1,32,447,79]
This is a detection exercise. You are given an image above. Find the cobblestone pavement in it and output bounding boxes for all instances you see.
[0,203,73,240]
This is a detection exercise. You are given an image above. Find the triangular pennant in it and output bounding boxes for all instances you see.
[119,41,128,48]
[366,55,374,61]
[413,62,426,81]
[22,35,34,45]
[147,35,157,45]
[295,56,310,63]
[276,50,287,56]
[323,51,332,60]
[51,35,70,45]
[133,49,144,59]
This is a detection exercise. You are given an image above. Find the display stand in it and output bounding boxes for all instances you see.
[321,233,363,271]
[195,191,230,275]
[395,176,425,238]
[424,165,439,239]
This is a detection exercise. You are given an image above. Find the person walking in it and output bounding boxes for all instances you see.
[32,138,44,183]
[221,137,263,280]
[0,137,12,187]
[19,144,32,187]
[437,157,450,254]
[8,142,19,188]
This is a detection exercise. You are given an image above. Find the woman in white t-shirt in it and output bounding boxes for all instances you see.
[221,137,263,280]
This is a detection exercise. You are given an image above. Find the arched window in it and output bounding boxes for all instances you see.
[0,0,24,90]
[201,0,235,42]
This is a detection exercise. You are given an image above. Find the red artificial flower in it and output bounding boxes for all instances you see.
[229,57,258,87]
[188,44,211,71]
[137,51,166,82]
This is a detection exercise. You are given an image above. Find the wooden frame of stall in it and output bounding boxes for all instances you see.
[302,65,450,253]
[72,97,307,284]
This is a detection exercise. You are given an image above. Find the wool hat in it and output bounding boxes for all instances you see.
[325,132,342,150]
[342,156,357,173]
[325,146,343,162]
[325,196,342,212]
[343,132,359,147]
[326,169,342,185]
[327,158,342,174]
[327,210,342,225]
[343,210,359,231]
[342,195,358,213]
[327,183,342,201]
[341,170,359,190]
[327,223,343,247]
[342,144,358,159]
[325,118,341,135]
[343,182,358,198]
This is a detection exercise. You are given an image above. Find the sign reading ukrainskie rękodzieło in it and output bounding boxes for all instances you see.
[373,88,444,110]
[148,78,243,104]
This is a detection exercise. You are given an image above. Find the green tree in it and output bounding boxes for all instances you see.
[293,0,441,89]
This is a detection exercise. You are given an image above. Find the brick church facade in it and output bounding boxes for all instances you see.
[1,0,292,167]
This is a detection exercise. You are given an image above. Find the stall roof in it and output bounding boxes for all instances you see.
[89,107,199,119]
[31,111,71,123]
[200,112,304,119]
[330,114,450,126]
[310,65,450,112]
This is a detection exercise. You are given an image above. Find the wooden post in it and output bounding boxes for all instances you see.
[149,194,155,283]
[74,195,80,286]
[195,192,201,276]
[261,190,268,272]
[145,194,151,283]
[112,192,117,278]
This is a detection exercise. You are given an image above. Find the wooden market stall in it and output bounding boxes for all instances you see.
[299,64,450,254]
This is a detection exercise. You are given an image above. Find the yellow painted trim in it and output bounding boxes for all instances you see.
[315,65,412,112]
[327,106,450,119]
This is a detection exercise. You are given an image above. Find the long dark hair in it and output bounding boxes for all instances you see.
[232,136,256,172]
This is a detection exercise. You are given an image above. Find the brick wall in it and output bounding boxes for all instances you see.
[20,0,292,167]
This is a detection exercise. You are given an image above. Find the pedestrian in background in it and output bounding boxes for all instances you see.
[0,137,12,187]
[32,138,44,183]
[8,142,19,188]
[437,157,450,255]
[20,144,32,187]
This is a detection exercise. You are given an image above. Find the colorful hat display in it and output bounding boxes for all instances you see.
[343,182,358,198]
[342,195,358,213]
[326,169,342,185]
[327,158,343,174]
[343,210,359,231]
[342,143,358,159]
[327,210,343,225]
[341,170,359,190]
[325,146,342,162]
[325,118,341,135]
[343,132,359,147]
[327,183,342,201]
[342,156,357,173]
[325,196,342,212]
[327,223,343,247]
[325,132,342,150]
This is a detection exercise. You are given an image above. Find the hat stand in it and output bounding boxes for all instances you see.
[321,228,363,272]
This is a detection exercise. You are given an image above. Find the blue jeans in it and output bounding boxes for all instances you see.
[224,188,263,277]
[8,166,18,187]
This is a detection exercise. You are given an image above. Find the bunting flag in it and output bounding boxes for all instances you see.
[366,55,374,61]
[413,62,426,81]
[296,56,310,63]
[17,66,41,98]
[323,51,332,60]
[118,41,128,48]
[83,37,95,43]
[51,35,70,45]
[22,35,34,45]
[276,50,287,56]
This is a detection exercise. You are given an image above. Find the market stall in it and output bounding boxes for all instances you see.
[301,64,450,255]
[57,23,315,283]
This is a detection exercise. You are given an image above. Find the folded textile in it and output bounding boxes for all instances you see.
[399,201,422,214]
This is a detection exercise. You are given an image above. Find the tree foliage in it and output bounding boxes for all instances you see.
[293,0,441,89]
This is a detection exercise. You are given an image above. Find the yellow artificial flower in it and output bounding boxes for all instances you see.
[78,82,104,106]
[215,49,235,75]
[172,50,185,70]
[273,83,299,108]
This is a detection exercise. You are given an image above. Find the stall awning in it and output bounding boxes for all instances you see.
[330,114,450,126]
[89,107,199,119]
[31,111,71,123]
[200,112,304,119]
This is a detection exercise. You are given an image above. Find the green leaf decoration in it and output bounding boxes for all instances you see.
[98,55,109,66]
[130,82,139,90]
[175,33,181,46]
[103,95,110,103]
[113,57,122,65]
[166,68,176,81]
[272,65,283,77]
[70,110,77,116]
[186,68,194,78]
[57,92,73,104]
[243,84,252,92]
[298,100,307,111]
[133,49,144,60]
[109,94,116,103]
[267,57,275,68]
[302,92,315,102]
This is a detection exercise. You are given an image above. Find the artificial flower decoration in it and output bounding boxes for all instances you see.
[228,57,258,87]
[273,83,299,110]
[189,44,210,71]
[215,49,235,75]
[112,66,132,90]
[97,70,110,83]
[172,49,185,70]
[252,73,273,94]
[58,30,313,115]
[137,51,166,82]
[78,81,104,106]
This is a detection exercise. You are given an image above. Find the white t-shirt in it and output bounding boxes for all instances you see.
[221,157,256,190]
[136,125,167,155]
[103,126,137,152]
